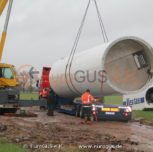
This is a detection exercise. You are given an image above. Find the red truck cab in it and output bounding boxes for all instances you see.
[39,67,51,99]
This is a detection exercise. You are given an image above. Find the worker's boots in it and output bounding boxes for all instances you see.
[84,116,93,124]
[47,110,54,116]
[84,116,88,122]
[90,116,94,121]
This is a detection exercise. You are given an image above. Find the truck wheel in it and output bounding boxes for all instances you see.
[80,107,84,118]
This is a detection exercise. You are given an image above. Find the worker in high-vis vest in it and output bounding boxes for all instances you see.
[81,89,96,121]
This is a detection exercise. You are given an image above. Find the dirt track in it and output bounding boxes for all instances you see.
[0,107,153,152]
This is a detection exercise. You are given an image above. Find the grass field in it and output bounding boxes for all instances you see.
[20,92,39,100]
[104,96,122,105]
[133,110,153,122]
[0,138,26,152]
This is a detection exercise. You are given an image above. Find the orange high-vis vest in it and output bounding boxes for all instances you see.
[81,92,94,104]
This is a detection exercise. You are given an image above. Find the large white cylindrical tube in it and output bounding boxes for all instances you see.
[50,36,153,98]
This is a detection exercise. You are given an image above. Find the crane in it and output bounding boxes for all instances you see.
[0,0,19,114]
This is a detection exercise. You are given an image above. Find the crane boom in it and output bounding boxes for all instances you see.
[0,0,8,16]
[0,0,13,62]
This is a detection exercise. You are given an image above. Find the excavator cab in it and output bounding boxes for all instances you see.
[0,63,19,114]
[0,63,18,87]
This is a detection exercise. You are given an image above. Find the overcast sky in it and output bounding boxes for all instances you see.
[1,0,153,71]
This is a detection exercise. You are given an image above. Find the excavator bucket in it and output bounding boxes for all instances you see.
[0,0,8,16]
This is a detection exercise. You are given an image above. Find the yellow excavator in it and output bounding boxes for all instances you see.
[0,0,19,113]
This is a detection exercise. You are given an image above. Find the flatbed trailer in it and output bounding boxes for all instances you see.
[57,98,132,122]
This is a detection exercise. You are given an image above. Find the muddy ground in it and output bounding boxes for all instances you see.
[0,107,153,152]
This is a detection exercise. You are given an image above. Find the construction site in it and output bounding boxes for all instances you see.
[0,0,153,152]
